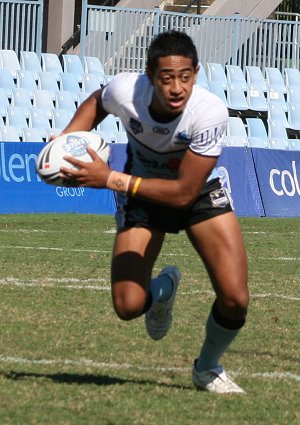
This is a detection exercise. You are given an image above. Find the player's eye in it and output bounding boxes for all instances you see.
[181,74,191,82]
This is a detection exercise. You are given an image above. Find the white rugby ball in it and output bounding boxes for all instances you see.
[36,131,110,186]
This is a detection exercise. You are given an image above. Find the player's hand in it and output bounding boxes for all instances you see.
[60,147,111,188]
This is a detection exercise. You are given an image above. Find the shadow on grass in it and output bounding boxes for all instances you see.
[3,370,190,390]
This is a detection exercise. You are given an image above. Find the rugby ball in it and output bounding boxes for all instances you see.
[36,131,110,186]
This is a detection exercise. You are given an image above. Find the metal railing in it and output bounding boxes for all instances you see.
[0,0,43,57]
[79,3,300,75]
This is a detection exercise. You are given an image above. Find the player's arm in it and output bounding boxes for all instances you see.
[61,87,108,134]
[60,146,218,208]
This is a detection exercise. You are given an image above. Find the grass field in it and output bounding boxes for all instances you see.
[0,214,299,425]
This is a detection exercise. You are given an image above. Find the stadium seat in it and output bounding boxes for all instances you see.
[0,125,21,142]
[44,127,63,142]
[11,88,33,116]
[16,70,37,95]
[51,108,73,130]
[58,72,81,97]
[206,63,228,89]
[0,49,21,78]
[62,54,84,83]
[225,65,247,91]
[196,63,208,89]
[287,102,300,130]
[5,106,28,134]
[226,84,249,111]
[97,129,116,144]
[245,66,267,92]
[32,89,55,116]
[37,71,59,95]
[207,81,228,107]
[267,119,290,149]
[225,116,248,147]
[265,67,286,93]
[83,56,105,75]
[246,84,268,112]
[41,52,63,79]
[82,73,105,92]
[21,127,45,142]
[246,118,270,148]
[28,107,51,136]
[286,86,299,104]
[0,68,16,98]
[20,51,42,80]
[267,101,289,127]
[114,131,128,143]
[77,91,91,105]
[284,68,300,90]
[55,91,76,112]
[267,87,287,111]
[288,139,300,151]
[99,114,119,133]
[0,87,10,116]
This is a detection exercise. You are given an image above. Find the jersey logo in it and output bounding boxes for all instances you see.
[175,131,192,142]
[129,118,143,134]
[153,127,169,135]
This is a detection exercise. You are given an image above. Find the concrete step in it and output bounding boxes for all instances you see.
[162,0,214,15]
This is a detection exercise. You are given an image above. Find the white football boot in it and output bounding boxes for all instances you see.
[145,266,181,341]
[192,363,246,394]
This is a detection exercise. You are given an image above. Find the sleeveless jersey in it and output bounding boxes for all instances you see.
[101,72,228,179]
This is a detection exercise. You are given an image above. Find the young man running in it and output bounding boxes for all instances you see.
[59,30,249,394]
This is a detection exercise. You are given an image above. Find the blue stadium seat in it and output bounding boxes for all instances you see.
[20,51,42,80]
[37,71,59,95]
[247,84,268,112]
[83,56,105,75]
[5,106,28,134]
[62,54,84,83]
[51,108,73,130]
[16,70,37,95]
[21,127,45,142]
[11,88,32,116]
[28,107,51,136]
[41,53,63,80]
[287,102,300,131]
[32,89,55,116]
[196,63,208,89]
[245,66,267,92]
[0,125,21,142]
[99,114,119,133]
[114,131,128,143]
[267,87,287,111]
[265,67,287,93]
[0,49,21,78]
[246,118,270,148]
[44,127,63,142]
[0,87,10,116]
[286,86,299,104]
[226,84,249,111]
[267,101,289,127]
[77,91,90,105]
[207,81,228,107]
[284,68,300,90]
[225,117,248,147]
[267,119,290,149]
[82,73,105,92]
[288,139,300,151]
[225,65,247,91]
[206,63,228,89]
[59,72,81,96]
[55,90,76,112]
[0,69,16,98]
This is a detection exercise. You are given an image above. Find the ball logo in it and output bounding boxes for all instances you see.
[62,135,90,157]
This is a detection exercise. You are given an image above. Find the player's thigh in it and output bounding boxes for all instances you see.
[186,212,248,302]
[111,226,165,290]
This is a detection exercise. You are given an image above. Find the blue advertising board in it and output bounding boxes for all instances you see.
[0,142,115,214]
[251,148,300,217]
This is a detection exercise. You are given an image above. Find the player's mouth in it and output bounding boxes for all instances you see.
[168,97,185,110]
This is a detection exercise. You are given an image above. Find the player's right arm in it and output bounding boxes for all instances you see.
[61,87,109,134]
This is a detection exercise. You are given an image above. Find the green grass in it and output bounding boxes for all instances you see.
[0,214,299,425]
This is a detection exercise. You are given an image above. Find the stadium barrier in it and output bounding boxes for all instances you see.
[1,142,300,217]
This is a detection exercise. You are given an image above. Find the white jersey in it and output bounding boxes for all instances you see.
[102,72,228,179]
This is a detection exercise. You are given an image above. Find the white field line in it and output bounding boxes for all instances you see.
[0,354,299,382]
[0,277,299,301]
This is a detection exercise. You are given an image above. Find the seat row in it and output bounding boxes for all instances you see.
[226,116,300,150]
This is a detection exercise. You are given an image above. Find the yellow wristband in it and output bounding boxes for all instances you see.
[106,171,131,193]
[131,177,142,197]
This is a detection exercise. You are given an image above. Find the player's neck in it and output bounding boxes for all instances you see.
[148,104,181,123]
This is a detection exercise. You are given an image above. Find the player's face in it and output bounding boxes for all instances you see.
[148,55,199,119]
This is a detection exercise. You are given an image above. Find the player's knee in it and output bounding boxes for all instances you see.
[113,295,145,321]
[221,291,249,319]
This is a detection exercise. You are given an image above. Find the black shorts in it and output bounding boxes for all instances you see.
[115,178,233,234]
